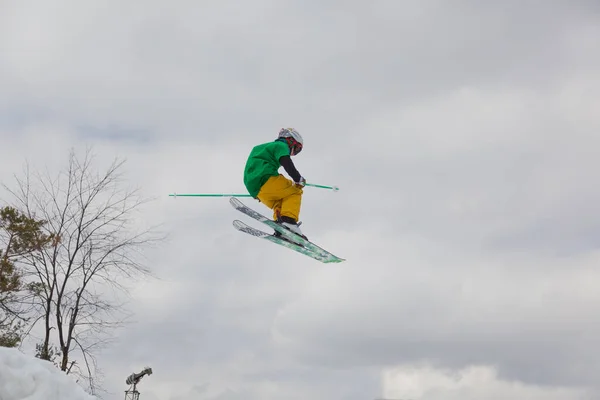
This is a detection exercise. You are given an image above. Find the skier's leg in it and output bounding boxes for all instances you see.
[279,188,302,222]
[257,175,302,221]
[256,195,281,220]
[257,175,306,239]
[278,184,305,239]
[270,199,282,220]
[257,177,284,219]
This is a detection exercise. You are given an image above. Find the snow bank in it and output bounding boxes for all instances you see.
[0,347,96,400]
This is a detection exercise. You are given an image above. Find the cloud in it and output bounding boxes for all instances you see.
[2,1,600,399]
[272,71,600,386]
[382,364,590,400]
[341,75,600,253]
[273,245,600,382]
[3,0,596,140]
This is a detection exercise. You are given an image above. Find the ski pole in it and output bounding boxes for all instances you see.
[168,183,339,198]
[305,183,340,191]
[168,193,252,198]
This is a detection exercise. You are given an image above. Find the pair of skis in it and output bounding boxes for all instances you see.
[230,197,345,263]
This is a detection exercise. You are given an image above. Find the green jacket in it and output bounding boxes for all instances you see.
[243,140,301,198]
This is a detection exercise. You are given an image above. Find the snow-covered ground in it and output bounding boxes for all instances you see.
[0,347,96,400]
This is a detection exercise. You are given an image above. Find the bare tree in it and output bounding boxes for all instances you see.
[5,148,160,395]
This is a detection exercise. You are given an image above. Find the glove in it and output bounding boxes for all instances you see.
[295,177,306,188]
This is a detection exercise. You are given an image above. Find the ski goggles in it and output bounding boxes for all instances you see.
[284,137,303,155]
[291,140,303,156]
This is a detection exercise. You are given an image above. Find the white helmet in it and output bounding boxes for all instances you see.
[277,128,303,155]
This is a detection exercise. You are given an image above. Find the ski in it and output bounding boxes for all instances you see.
[230,197,345,263]
[233,220,332,262]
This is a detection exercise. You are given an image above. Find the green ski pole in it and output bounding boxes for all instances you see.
[168,193,252,198]
[304,183,339,191]
[168,182,339,198]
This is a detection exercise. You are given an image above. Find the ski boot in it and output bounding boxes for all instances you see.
[274,216,308,244]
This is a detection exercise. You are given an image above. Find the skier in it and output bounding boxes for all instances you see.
[243,128,307,239]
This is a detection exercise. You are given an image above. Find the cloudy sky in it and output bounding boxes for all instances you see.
[2,0,600,399]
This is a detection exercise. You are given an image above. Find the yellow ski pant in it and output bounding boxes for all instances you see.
[257,175,303,222]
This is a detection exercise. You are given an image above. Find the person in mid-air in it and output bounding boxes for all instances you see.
[243,128,307,239]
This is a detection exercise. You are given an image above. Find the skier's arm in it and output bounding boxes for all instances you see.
[279,155,302,183]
